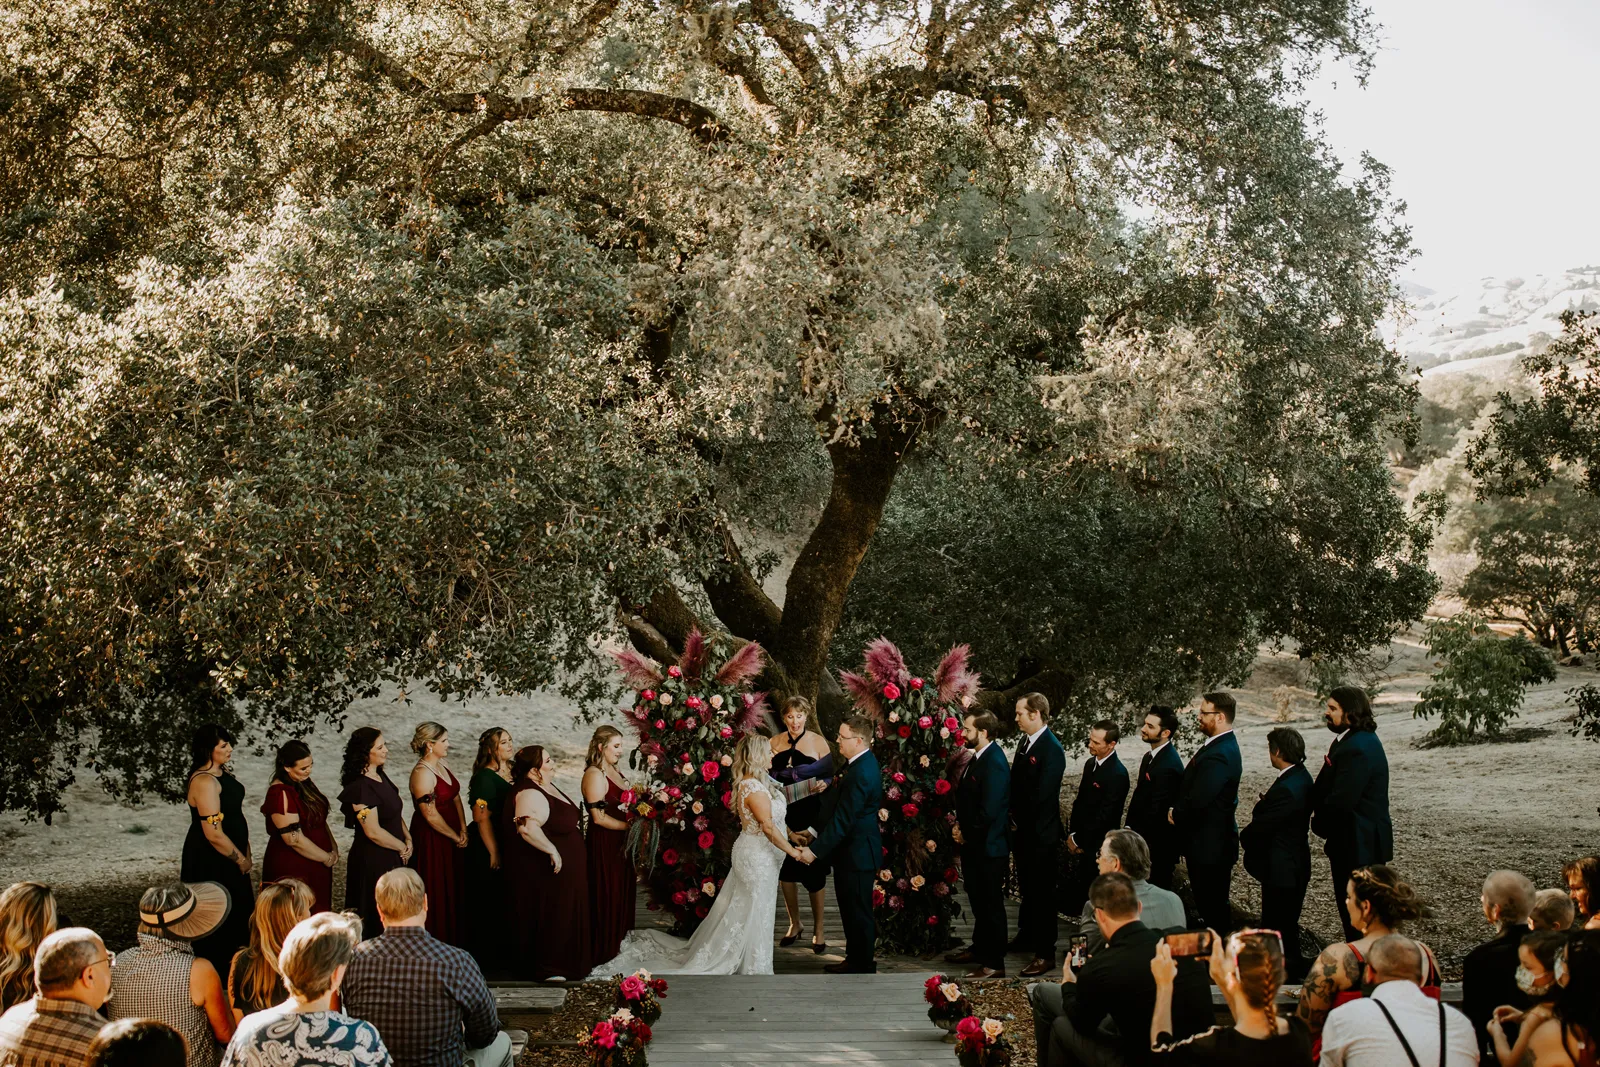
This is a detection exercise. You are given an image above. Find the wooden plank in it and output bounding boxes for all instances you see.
[490,987,566,1013]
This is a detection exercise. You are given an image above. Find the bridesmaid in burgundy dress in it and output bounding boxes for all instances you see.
[407,722,468,945]
[261,739,338,913]
[582,726,636,963]
[503,745,591,980]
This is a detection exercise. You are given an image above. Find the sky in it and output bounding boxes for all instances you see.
[1299,0,1600,290]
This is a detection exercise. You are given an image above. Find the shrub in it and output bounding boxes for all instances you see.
[1413,615,1557,743]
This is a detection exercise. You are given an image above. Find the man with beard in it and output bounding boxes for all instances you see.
[1311,686,1393,941]
[1062,722,1129,919]
[1124,706,1183,890]
[1170,692,1242,933]
[949,708,1012,978]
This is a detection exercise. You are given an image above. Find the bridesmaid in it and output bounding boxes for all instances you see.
[770,696,833,952]
[338,727,411,939]
[503,745,590,980]
[182,724,255,975]
[583,726,636,963]
[466,727,514,974]
[260,740,338,913]
[407,722,468,945]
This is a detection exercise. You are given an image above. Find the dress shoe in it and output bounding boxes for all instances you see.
[964,966,1006,980]
[1019,958,1053,978]
[812,940,828,955]
[944,948,976,964]
[779,932,799,947]
[823,961,872,974]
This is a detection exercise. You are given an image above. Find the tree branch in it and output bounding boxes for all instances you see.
[747,0,829,91]
[701,522,784,647]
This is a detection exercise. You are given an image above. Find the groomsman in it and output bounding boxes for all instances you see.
[1240,726,1313,978]
[1124,706,1184,889]
[948,708,1011,978]
[1008,692,1066,978]
[1062,720,1128,917]
[1170,692,1241,933]
[1311,685,1394,941]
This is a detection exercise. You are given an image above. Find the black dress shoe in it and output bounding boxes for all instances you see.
[779,933,799,947]
[944,948,976,964]
[823,961,858,974]
[964,966,1006,980]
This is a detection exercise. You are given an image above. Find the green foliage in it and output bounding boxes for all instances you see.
[1413,616,1558,744]
[1571,685,1600,744]
[1305,646,1395,701]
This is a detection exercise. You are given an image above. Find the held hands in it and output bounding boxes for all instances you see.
[796,846,816,865]
[455,831,469,848]
[235,852,253,874]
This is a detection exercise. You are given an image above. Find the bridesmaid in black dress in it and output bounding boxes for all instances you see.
[503,745,590,980]
[337,727,412,939]
[181,724,256,976]
[769,696,833,952]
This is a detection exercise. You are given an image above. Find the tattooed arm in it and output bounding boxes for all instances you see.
[1296,944,1359,1037]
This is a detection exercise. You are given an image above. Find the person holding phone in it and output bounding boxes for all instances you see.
[1149,929,1313,1064]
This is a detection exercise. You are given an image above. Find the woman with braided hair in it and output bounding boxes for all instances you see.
[1297,864,1442,1053]
[1149,928,1313,1063]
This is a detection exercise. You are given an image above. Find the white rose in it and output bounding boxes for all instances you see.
[709,694,724,709]
[681,763,693,776]
[910,875,926,890]
[939,982,962,1003]
[982,1019,1004,1040]
[919,755,930,767]
[939,727,950,739]
[701,880,716,898]
[888,711,899,722]
[878,808,889,822]
[720,754,732,766]
[654,790,668,802]
[659,692,673,706]
[879,869,893,881]
[692,801,704,814]
[612,1008,634,1023]
[925,839,938,852]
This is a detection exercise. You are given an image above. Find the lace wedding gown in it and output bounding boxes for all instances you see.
[589,776,786,976]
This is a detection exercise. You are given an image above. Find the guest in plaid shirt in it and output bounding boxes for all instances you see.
[0,927,111,1067]
[341,870,508,1067]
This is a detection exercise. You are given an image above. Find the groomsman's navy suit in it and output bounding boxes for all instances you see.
[1010,726,1066,962]
[1172,729,1241,932]
[811,748,885,972]
[1062,750,1128,914]
[1125,741,1184,889]
[956,741,1012,970]
[1240,761,1313,976]
[1311,728,1393,940]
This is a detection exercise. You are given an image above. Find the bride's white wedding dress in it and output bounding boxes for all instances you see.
[590,776,786,976]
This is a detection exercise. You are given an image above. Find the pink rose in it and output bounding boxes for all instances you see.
[701,760,721,782]
[882,682,902,701]
[662,849,679,865]
[910,677,924,690]
[593,1020,618,1048]
[892,771,906,783]
[719,725,733,738]
[654,719,667,730]
[620,789,636,805]
[685,695,703,710]
[667,665,682,678]
[671,887,687,903]
[902,802,919,818]
[944,717,960,731]
[956,1017,983,1039]
[934,779,952,795]
[697,830,715,849]
[641,689,656,701]
[927,914,940,925]
[620,976,647,1000]
[666,786,682,799]
[918,715,933,729]
[721,791,732,807]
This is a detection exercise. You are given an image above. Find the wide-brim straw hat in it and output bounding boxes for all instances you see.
[138,882,231,941]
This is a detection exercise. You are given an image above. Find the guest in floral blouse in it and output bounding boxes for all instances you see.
[220,912,391,1067]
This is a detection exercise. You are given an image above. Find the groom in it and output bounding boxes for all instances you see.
[798,714,883,974]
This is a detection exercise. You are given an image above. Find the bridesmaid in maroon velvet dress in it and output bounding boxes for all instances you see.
[503,745,591,980]
[261,739,338,913]
[582,726,637,963]
[407,722,468,945]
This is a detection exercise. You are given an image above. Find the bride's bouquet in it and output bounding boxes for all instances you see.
[613,628,771,935]
[840,639,978,955]
[953,1017,1013,1067]
[582,1008,653,1067]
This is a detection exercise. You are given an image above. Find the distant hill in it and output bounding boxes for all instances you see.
[1388,268,1600,377]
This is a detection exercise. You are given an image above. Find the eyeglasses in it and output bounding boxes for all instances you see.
[88,955,116,970]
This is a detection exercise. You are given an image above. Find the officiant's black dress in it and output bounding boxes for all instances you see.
[772,739,832,893]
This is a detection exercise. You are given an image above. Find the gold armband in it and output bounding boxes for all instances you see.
[201,813,224,827]
[473,799,489,809]
[356,808,372,822]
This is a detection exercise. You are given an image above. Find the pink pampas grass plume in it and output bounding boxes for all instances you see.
[863,637,909,688]
[713,641,766,688]
[839,670,883,716]
[679,628,710,682]
[933,644,981,707]
[612,647,665,689]
[737,691,772,732]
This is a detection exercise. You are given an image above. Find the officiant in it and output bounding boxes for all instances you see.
[769,696,833,954]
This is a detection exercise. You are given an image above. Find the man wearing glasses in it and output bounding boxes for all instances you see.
[798,715,884,974]
[1169,692,1242,934]
[0,927,113,1067]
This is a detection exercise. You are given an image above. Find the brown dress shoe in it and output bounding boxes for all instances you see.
[1019,958,1053,978]
[963,966,1006,980]
[944,948,976,964]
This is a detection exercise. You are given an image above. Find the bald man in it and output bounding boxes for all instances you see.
[1321,935,1477,1067]
[1462,870,1537,1060]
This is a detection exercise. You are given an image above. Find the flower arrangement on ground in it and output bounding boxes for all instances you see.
[582,1008,654,1066]
[611,969,669,1025]
[923,973,973,1033]
[614,628,770,935]
[953,1016,1013,1067]
[839,638,979,955]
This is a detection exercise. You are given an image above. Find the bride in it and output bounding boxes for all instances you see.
[590,732,807,975]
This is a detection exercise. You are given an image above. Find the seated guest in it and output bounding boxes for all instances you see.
[1297,865,1441,1049]
[1492,930,1599,1067]
[220,911,391,1067]
[1486,930,1569,1067]
[1531,889,1576,932]
[1149,929,1312,1064]
[1041,872,1210,1067]
[0,882,57,1012]
[109,883,236,1067]
[1320,934,1477,1066]
[1563,857,1600,930]
[227,879,314,1020]
[0,927,112,1067]
[87,1018,189,1067]
[340,868,509,1067]
[1077,830,1186,951]
[1464,870,1538,1060]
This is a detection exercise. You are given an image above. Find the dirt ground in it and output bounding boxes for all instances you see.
[3,629,1596,975]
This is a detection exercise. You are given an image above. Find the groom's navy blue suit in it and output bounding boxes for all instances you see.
[811,748,884,972]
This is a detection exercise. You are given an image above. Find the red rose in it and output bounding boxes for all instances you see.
[667,665,682,678]
[945,867,959,881]
[685,695,703,710]
[901,802,919,818]
[927,914,939,925]
[695,903,709,917]
[641,689,656,701]
[872,887,886,906]
[666,786,681,798]
[719,725,733,738]
[671,890,687,905]
[721,791,732,807]
[697,830,715,849]
[701,760,721,782]
[882,682,902,700]
[918,715,933,729]
[651,978,668,993]
[892,772,906,783]
[911,677,924,690]
[956,1016,983,1039]
[934,779,952,795]
[944,717,960,731]
[654,719,666,730]
[662,849,679,865]
[673,718,687,731]
[897,725,912,739]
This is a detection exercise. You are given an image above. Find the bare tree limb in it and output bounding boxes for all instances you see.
[747,0,829,91]
[700,521,784,646]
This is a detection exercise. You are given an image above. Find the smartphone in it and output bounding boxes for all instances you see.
[1163,931,1215,957]
[1067,934,1089,970]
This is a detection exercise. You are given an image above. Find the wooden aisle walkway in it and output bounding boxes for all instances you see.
[647,974,946,1066]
